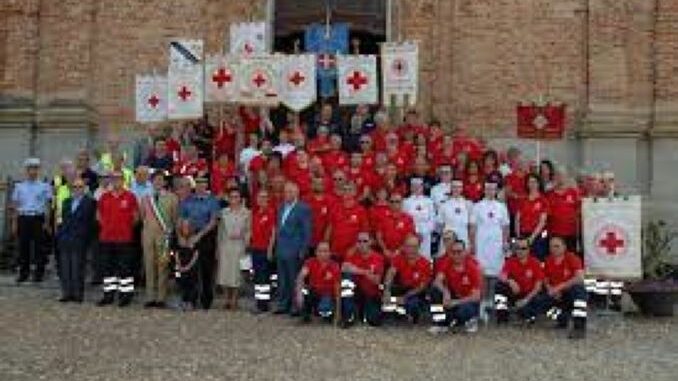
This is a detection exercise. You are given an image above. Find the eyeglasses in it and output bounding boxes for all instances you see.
[358,239,370,243]
[516,246,529,251]
[390,199,402,203]
[359,140,370,145]
[73,185,85,189]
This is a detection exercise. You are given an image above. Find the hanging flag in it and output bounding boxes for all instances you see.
[583,196,642,279]
[516,102,566,139]
[169,39,204,68]
[230,22,268,56]
[135,74,167,123]
[204,54,239,103]
[337,55,378,105]
[280,54,317,112]
[304,23,349,98]
[381,41,419,107]
[168,64,204,120]
[236,54,281,106]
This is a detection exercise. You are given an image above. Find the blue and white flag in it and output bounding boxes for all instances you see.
[304,23,349,98]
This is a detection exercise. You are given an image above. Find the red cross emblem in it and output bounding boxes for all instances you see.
[178,86,192,101]
[347,71,368,91]
[598,230,625,255]
[350,214,358,222]
[289,71,305,86]
[416,205,422,211]
[488,212,494,219]
[318,54,336,70]
[252,72,267,88]
[454,207,461,214]
[321,207,327,215]
[594,224,628,257]
[147,94,160,108]
[260,216,268,223]
[212,68,232,88]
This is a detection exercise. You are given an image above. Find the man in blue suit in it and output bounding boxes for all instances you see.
[56,177,97,302]
[274,182,312,315]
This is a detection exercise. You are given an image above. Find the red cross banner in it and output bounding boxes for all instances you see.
[381,41,419,107]
[280,54,316,112]
[229,22,268,57]
[236,54,281,106]
[169,39,203,68]
[135,74,167,123]
[337,54,378,105]
[516,102,566,139]
[167,64,204,120]
[582,196,642,279]
[204,54,239,103]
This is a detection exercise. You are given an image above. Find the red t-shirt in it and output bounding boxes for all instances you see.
[438,258,482,298]
[98,190,138,243]
[463,178,484,203]
[369,203,391,234]
[305,193,334,246]
[286,165,312,198]
[347,167,377,196]
[386,149,410,175]
[210,161,237,197]
[305,257,341,297]
[546,188,581,236]
[500,256,545,297]
[379,211,416,251]
[370,129,389,152]
[308,137,332,158]
[362,151,376,171]
[322,150,348,172]
[165,138,181,162]
[345,250,385,298]
[453,137,484,162]
[391,253,432,289]
[213,125,237,160]
[239,106,260,135]
[250,206,276,251]
[328,203,369,260]
[544,252,583,287]
[504,170,526,215]
[518,195,549,235]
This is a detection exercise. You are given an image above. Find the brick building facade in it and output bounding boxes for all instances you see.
[0,0,677,225]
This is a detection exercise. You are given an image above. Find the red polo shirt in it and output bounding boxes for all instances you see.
[504,170,526,215]
[391,253,432,290]
[306,257,341,297]
[305,193,334,247]
[518,195,549,235]
[500,255,544,297]
[463,178,484,203]
[544,252,583,287]
[213,126,237,160]
[345,250,385,298]
[438,257,482,298]
[369,202,391,234]
[322,150,348,172]
[98,190,138,243]
[250,205,276,251]
[546,187,581,237]
[210,161,236,196]
[386,149,410,175]
[328,202,369,260]
[379,211,416,251]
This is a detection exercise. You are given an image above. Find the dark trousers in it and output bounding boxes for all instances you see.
[175,247,198,306]
[100,242,136,302]
[528,234,549,262]
[57,240,86,300]
[494,282,550,322]
[543,284,588,330]
[133,222,143,284]
[340,273,382,326]
[251,249,272,311]
[301,289,334,321]
[276,254,300,313]
[196,231,216,310]
[429,288,480,327]
[383,284,426,323]
[17,215,47,278]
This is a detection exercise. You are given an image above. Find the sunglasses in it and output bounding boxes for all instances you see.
[359,140,370,144]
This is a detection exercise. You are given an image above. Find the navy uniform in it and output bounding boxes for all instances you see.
[178,177,221,310]
[11,158,52,282]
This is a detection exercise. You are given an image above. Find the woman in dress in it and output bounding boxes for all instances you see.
[217,188,251,310]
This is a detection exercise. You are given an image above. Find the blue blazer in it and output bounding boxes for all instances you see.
[275,201,312,259]
[57,195,97,247]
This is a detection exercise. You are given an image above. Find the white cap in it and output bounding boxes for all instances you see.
[24,158,41,167]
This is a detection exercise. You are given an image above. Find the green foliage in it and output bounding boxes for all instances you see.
[642,220,678,280]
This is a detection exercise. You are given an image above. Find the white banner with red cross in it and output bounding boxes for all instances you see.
[381,41,419,107]
[280,54,317,112]
[236,54,281,106]
[167,64,204,120]
[135,74,167,123]
[169,39,203,69]
[337,55,378,105]
[204,54,239,103]
[582,196,642,279]
[229,22,268,57]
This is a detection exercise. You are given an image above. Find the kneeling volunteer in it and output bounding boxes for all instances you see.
[295,242,341,323]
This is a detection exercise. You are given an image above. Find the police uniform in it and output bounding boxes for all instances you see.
[12,158,52,282]
[403,180,437,260]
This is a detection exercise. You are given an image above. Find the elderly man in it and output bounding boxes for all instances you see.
[130,166,153,201]
[11,158,52,283]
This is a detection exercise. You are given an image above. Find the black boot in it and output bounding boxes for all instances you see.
[96,294,115,306]
[118,294,133,307]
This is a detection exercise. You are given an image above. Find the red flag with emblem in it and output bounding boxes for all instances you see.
[516,103,566,139]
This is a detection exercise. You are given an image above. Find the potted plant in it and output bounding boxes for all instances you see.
[626,220,678,316]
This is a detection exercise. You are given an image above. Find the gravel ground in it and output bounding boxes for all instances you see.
[0,277,677,381]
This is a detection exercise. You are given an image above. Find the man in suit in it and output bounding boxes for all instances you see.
[274,182,312,315]
[56,177,96,302]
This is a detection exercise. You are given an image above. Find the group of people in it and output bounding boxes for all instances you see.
[9,104,616,339]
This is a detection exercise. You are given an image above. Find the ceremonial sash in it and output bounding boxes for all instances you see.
[148,194,170,235]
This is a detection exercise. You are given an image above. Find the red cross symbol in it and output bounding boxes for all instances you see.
[347,71,368,91]
[599,231,625,255]
[212,68,232,88]
[318,54,336,69]
[488,212,494,219]
[289,71,305,86]
[178,86,192,101]
[147,94,160,108]
[252,73,267,88]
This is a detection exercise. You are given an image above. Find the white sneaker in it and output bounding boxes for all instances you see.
[464,318,478,333]
[428,326,449,335]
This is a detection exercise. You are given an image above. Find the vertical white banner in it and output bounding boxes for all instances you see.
[168,64,204,120]
[229,22,268,56]
[236,54,281,106]
[381,41,419,107]
[337,55,378,105]
[204,54,239,103]
[135,74,168,123]
[280,54,317,112]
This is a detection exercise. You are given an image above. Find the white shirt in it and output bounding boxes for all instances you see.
[471,199,509,276]
[403,194,437,260]
[438,196,472,245]
[430,182,451,211]
[239,147,261,173]
[273,143,296,158]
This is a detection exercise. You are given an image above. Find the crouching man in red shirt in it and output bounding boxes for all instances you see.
[428,239,482,334]
[381,234,432,324]
[542,236,588,339]
[340,232,385,328]
[96,171,139,307]
[295,242,341,323]
[494,237,546,325]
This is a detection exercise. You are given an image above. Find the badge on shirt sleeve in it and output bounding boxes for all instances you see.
[526,269,533,279]
[462,276,470,285]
